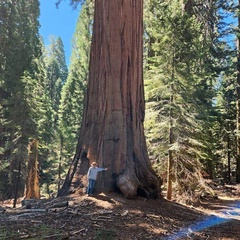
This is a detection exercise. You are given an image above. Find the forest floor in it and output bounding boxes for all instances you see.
[0,184,240,240]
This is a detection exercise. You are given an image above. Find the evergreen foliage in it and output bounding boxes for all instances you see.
[143,0,232,201]
[0,0,41,201]
[37,36,68,197]
[57,0,93,188]
[0,0,238,202]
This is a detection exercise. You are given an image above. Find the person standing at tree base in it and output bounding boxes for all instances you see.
[86,162,108,196]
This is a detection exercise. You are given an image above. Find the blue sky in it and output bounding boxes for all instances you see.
[39,0,81,66]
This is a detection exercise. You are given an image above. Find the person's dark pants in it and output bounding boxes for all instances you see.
[87,179,96,194]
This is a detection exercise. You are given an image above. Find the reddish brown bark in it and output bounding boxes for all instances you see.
[59,0,160,198]
[25,139,40,199]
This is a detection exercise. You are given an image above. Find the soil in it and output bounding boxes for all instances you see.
[0,185,240,240]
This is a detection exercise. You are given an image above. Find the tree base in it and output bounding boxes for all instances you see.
[116,170,160,199]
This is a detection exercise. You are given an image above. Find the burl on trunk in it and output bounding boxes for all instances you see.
[59,0,160,198]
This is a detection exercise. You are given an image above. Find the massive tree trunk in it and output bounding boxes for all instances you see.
[59,0,160,198]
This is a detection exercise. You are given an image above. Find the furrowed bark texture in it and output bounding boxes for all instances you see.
[25,139,40,199]
[59,0,160,198]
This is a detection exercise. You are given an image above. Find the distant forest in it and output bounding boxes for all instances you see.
[0,0,239,206]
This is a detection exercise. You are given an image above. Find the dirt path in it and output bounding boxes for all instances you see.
[0,192,240,239]
[165,195,240,240]
[188,196,240,240]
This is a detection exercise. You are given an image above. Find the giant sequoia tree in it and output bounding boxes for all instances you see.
[59,0,160,198]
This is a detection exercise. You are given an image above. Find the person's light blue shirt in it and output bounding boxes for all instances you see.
[87,167,106,180]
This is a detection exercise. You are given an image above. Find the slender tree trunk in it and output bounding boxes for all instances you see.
[206,160,213,179]
[227,134,231,183]
[236,1,240,183]
[59,0,160,198]
[25,139,40,199]
[58,136,63,192]
[13,161,21,208]
[181,0,193,15]
[167,55,175,200]
[167,83,174,200]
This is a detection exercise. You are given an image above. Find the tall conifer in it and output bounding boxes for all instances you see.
[144,0,222,200]
[0,0,41,203]
[58,0,93,189]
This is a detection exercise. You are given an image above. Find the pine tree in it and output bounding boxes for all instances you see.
[0,0,41,204]
[35,36,68,197]
[204,0,236,183]
[235,0,240,183]
[57,0,93,191]
[45,36,68,124]
[144,0,223,201]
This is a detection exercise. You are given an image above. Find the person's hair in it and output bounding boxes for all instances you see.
[91,162,97,166]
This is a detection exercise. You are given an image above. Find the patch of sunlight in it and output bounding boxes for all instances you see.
[164,215,229,239]
[210,200,240,220]
[218,196,240,201]
[164,200,240,239]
